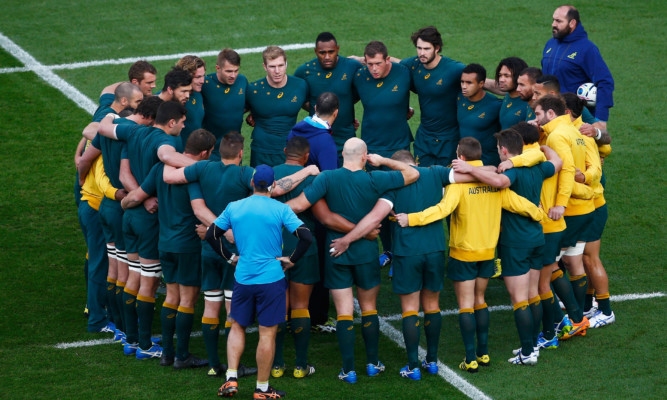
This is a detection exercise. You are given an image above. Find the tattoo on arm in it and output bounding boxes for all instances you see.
[277,178,293,191]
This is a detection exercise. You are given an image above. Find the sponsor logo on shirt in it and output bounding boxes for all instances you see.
[225,87,230,94]
[277,92,284,99]
[567,52,577,59]
[325,72,332,79]
[467,105,474,110]
[377,81,383,88]
[424,73,431,80]
[507,102,512,108]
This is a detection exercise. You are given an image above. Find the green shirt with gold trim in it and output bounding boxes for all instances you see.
[353,63,412,153]
[201,73,247,161]
[245,76,308,155]
[181,90,205,149]
[499,93,534,130]
[294,56,361,150]
[456,92,502,165]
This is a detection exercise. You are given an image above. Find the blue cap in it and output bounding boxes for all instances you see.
[252,164,275,188]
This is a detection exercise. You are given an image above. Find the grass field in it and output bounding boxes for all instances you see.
[1,1,665,399]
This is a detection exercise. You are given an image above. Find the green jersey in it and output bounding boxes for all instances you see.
[294,56,361,149]
[456,92,502,165]
[303,168,404,265]
[184,161,254,255]
[141,162,200,253]
[353,63,412,153]
[500,162,555,248]
[400,56,464,135]
[499,93,534,130]
[246,76,308,156]
[382,166,451,256]
[273,163,316,257]
[181,90,205,149]
[201,73,248,161]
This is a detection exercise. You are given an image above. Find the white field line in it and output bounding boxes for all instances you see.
[0,42,313,75]
[0,32,98,114]
[353,299,493,400]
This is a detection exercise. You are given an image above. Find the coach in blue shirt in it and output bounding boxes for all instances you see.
[542,5,614,122]
[206,165,313,398]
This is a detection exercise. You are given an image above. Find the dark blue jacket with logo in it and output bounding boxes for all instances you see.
[542,24,614,121]
[287,116,338,171]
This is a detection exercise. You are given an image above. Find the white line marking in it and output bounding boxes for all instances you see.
[0,42,313,74]
[0,32,98,114]
[353,299,492,400]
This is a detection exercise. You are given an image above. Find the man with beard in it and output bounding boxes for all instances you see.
[516,67,543,110]
[201,49,247,162]
[542,5,614,122]
[399,26,465,168]
[176,56,207,148]
[495,57,534,130]
[158,66,193,106]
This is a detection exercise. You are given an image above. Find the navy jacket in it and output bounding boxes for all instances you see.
[542,24,614,121]
[287,117,338,171]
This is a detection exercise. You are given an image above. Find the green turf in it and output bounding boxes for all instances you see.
[0,1,665,399]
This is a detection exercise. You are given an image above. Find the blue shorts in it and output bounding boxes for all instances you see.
[160,251,201,286]
[580,204,607,242]
[446,258,494,281]
[123,210,159,259]
[230,278,287,327]
[99,197,124,250]
[392,251,446,294]
[561,213,594,249]
[201,251,235,292]
[542,231,565,266]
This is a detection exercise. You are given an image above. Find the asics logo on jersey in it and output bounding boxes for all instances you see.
[507,102,512,108]
[225,87,230,93]
[567,52,578,59]
[325,72,332,79]
[424,73,431,80]
[467,105,474,110]
[376,81,383,88]
[392,85,399,92]
[277,92,284,99]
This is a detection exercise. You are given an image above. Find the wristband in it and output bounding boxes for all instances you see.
[449,168,456,184]
[595,128,602,141]
[227,254,236,264]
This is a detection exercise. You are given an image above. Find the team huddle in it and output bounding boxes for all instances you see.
[74,5,616,399]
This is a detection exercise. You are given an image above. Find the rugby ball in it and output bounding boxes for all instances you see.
[576,83,597,107]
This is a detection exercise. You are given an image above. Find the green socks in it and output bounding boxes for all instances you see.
[291,309,311,368]
[402,312,420,369]
[136,295,156,350]
[361,311,380,365]
[122,288,138,344]
[160,302,177,358]
[176,306,194,360]
[273,320,287,367]
[513,301,534,356]
[474,304,489,357]
[336,316,355,373]
[458,309,476,363]
[202,317,221,368]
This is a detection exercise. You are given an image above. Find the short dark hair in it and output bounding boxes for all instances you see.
[536,94,566,117]
[536,74,560,94]
[494,129,524,155]
[185,129,216,155]
[562,92,587,119]
[495,57,528,88]
[511,121,540,145]
[217,48,240,67]
[162,67,192,92]
[128,60,157,82]
[134,95,163,120]
[219,132,244,160]
[315,92,339,117]
[410,26,443,52]
[364,41,388,59]
[518,67,543,84]
[155,101,187,125]
[457,137,482,161]
[114,82,141,102]
[285,136,310,159]
[390,150,415,164]
[315,32,337,46]
[462,63,486,83]
[564,5,581,25]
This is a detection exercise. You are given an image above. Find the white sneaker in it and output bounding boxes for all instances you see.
[512,346,539,357]
[584,306,598,319]
[589,310,615,328]
[508,351,538,365]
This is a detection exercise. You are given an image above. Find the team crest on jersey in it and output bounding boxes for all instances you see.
[238,88,243,95]
[225,87,230,94]
[253,90,257,94]
[216,85,220,88]
[546,48,552,54]
[467,105,474,110]
[341,73,347,80]
[392,85,398,92]
[277,92,284,99]
[436,79,442,85]
[377,81,383,88]
[306,70,310,74]
[424,73,431,80]
[325,72,332,79]
[478,112,486,119]
[291,96,298,102]
[317,72,320,76]
[507,102,512,108]
[266,92,270,95]
[567,52,577,59]
[515,110,522,116]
